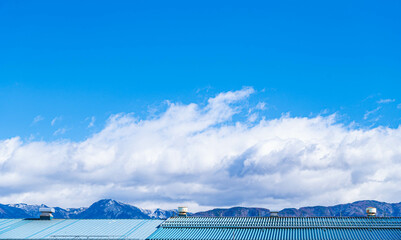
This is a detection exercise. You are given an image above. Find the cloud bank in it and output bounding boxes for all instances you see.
[1,87,401,211]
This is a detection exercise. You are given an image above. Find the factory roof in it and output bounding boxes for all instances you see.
[1,216,401,240]
[160,216,401,228]
[0,218,163,240]
[148,217,401,240]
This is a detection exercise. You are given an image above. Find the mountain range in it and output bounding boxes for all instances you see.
[1,199,400,219]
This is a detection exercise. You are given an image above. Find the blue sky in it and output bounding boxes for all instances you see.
[0,1,401,209]
[1,0,400,141]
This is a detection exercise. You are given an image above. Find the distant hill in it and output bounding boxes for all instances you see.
[197,200,401,217]
[1,199,400,219]
[279,200,401,217]
[0,203,31,218]
[75,199,150,219]
[192,207,270,217]
[1,199,178,219]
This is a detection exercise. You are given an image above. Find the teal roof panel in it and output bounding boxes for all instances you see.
[161,216,401,228]
[150,226,401,240]
[0,219,163,240]
[149,217,401,240]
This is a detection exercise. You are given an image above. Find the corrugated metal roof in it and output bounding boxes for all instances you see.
[0,219,163,240]
[149,217,401,240]
[160,216,401,228]
[149,227,401,240]
[3,216,401,240]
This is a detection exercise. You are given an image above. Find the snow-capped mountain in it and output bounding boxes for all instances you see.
[2,199,401,219]
[143,208,178,219]
[75,199,150,219]
[7,203,44,217]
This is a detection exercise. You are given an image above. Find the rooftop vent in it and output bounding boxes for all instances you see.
[178,207,188,217]
[366,207,376,217]
[39,207,55,220]
[270,211,279,217]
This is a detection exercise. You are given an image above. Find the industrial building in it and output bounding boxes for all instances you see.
[149,216,401,240]
[0,218,163,239]
[1,207,401,239]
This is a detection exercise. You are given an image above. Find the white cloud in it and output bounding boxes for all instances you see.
[51,116,62,126]
[2,88,401,211]
[363,107,381,120]
[32,115,44,124]
[248,113,258,122]
[397,104,401,109]
[377,99,395,104]
[255,102,266,110]
[88,116,96,128]
[53,128,67,136]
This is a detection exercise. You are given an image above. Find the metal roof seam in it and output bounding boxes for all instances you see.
[24,219,68,239]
